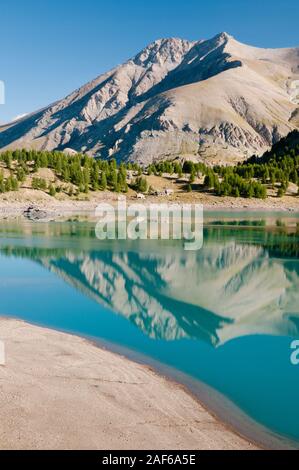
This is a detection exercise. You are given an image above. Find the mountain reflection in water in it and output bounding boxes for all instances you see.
[1,221,298,348]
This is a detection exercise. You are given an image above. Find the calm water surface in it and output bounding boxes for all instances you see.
[0,212,298,447]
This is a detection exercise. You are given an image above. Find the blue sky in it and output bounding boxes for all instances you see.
[1,0,298,122]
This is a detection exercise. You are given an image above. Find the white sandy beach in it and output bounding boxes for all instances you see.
[0,318,257,450]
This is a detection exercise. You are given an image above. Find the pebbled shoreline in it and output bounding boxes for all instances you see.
[0,193,298,220]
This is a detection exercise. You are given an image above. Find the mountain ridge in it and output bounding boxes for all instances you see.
[0,32,298,164]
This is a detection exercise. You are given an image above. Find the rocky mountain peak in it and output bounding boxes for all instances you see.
[133,37,194,68]
[0,32,298,163]
[212,31,233,43]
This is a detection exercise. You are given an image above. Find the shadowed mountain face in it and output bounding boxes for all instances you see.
[2,237,298,346]
[1,33,298,164]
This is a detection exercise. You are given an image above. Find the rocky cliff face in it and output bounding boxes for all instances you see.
[1,33,298,163]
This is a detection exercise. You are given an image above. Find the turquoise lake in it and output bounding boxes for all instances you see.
[0,213,298,447]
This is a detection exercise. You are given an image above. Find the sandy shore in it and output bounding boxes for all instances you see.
[0,318,257,450]
[0,188,298,218]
